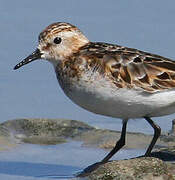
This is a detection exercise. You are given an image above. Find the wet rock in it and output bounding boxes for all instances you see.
[77,157,174,180]
[76,129,160,150]
[160,134,175,148]
[1,118,94,137]
[151,146,175,161]
[0,118,172,149]
[22,136,67,145]
[0,118,94,145]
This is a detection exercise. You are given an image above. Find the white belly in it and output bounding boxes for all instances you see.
[67,87,175,119]
[57,72,175,120]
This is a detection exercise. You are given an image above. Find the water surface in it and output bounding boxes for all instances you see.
[0,142,145,179]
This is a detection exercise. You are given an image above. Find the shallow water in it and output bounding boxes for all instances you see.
[1,0,175,179]
[0,142,145,179]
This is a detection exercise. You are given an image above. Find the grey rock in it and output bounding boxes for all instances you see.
[0,118,168,149]
[0,118,174,150]
[77,157,174,180]
[0,118,94,145]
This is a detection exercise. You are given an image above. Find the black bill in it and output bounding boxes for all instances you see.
[14,48,42,70]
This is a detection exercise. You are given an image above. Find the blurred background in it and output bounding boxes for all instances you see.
[1,0,175,135]
[1,1,175,179]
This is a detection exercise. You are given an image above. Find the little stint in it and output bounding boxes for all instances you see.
[14,22,175,164]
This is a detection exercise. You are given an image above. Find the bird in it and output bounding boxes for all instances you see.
[14,22,175,164]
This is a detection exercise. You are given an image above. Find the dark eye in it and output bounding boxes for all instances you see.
[53,37,62,44]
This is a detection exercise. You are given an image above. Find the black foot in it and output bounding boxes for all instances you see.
[76,161,104,177]
[144,153,151,157]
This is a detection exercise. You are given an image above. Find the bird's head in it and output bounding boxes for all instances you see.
[14,22,89,70]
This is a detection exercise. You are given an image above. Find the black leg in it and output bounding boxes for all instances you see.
[77,120,128,177]
[144,117,161,156]
[101,120,128,163]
